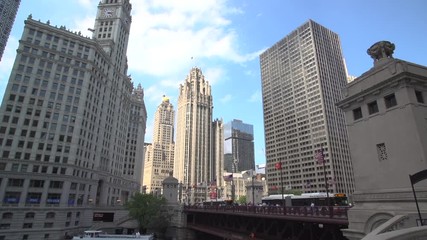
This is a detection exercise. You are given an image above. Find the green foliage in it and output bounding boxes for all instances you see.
[237,195,247,204]
[125,193,168,234]
[285,189,303,195]
[269,189,303,195]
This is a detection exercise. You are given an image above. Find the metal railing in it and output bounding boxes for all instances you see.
[184,204,350,220]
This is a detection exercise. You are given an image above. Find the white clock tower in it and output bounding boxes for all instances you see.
[93,0,132,74]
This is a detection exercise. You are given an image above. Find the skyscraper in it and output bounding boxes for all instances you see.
[260,20,354,196]
[127,84,147,188]
[143,95,175,193]
[0,1,147,239]
[174,67,214,204]
[224,119,255,173]
[0,0,20,61]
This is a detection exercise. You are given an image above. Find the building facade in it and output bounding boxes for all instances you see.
[337,41,427,239]
[260,20,354,196]
[0,0,20,61]
[173,67,214,204]
[211,119,224,199]
[0,1,147,239]
[224,119,255,173]
[143,96,175,193]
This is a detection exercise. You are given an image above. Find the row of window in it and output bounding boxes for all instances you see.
[353,90,424,120]
[28,27,90,52]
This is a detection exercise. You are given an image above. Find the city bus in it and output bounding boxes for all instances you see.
[261,193,348,206]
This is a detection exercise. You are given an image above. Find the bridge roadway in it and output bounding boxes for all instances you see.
[184,205,351,240]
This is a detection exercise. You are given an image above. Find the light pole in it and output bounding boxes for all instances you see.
[317,147,330,206]
[275,162,284,207]
[251,175,255,205]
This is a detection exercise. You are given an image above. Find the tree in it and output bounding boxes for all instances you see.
[237,195,247,205]
[285,189,303,195]
[125,193,168,234]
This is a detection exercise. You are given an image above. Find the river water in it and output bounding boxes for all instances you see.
[157,227,221,240]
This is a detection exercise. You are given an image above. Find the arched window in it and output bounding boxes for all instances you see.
[25,212,35,219]
[46,212,55,219]
[2,212,13,219]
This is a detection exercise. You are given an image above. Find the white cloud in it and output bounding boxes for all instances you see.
[126,0,256,80]
[77,0,94,9]
[203,67,224,86]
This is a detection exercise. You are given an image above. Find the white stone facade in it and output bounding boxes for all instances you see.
[0,1,147,239]
[337,49,427,239]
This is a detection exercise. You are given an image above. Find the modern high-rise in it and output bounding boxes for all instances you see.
[0,0,20,61]
[260,20,354,196]
[174,67,214,204]
[143,95,175,193]
[224,119,255,173]
[0,1,147,239]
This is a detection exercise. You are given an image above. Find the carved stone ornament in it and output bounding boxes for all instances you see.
[367,41,395,61]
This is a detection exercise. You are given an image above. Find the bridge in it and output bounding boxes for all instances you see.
[184,205,351,240]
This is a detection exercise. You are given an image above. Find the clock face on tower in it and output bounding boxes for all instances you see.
[103,8,115,18]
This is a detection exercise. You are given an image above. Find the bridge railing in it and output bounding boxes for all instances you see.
[184,204,350,220]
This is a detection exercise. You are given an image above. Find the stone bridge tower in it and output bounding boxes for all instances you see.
[337,41,427,239]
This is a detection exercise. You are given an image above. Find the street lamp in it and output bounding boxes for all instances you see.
[252,175,255,205]
[275,162,284,207]
[316,147,330,206]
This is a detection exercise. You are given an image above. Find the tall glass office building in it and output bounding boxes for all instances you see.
[224,119,255,173]
[260,20,354,196]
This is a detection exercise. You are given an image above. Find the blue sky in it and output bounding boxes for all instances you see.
[1,0,426,165]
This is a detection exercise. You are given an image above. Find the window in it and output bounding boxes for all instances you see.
[46,212,55,219]
[49,181,63,189]
[29,180,44,188]
[23,223,33,229]
[352,107,362,120]
[3,192,20,203]
[46,193,61,204]
[377,143,388,161]
[8,178,24,187]
[25,212,35,219]
[27,192,42,204]
[0,224,11,229]
[44,222,54,228]
[384,93,397,108]
[415,90,424,103]
[2,212,13,219]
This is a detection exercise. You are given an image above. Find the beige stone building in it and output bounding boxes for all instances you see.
[143,96,175,193]
[173,67,216,204]
[337,41,427,239]
[222,171,267,204]
[0,1,147,239]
